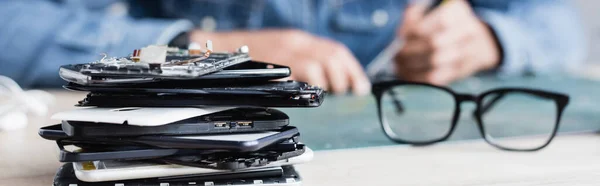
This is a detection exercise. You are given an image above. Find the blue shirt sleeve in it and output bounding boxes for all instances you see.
[0,0,193,88]
[472,0,587,76]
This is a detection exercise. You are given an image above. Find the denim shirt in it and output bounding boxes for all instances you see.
[0,0,586,88]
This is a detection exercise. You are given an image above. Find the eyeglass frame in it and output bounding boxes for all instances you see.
[371,80,570,151]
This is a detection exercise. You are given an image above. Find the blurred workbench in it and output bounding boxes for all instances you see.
[2,75,600,185]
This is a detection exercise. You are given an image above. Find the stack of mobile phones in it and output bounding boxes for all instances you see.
[39,43,324,186]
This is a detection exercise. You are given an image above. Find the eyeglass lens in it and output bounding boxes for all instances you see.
[480,92,557,150]
[380,85,455,143]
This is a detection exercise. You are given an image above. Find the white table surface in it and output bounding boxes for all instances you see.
[297,132,600,186]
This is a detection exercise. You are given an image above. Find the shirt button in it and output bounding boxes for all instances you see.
[372,9,389,28]
[200,16,217,32]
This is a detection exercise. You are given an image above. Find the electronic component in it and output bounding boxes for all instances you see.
[139,45,168,63]
[205,40,213,57]
[238,45,249,53]
[59,61,291,85]
[67,41,251,79]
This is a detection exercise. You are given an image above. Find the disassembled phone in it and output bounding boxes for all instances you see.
[159,139,306,170]
[55,163,302,186]
[60,107,289,137]
[60,61,291,86]
[56,136,304,163]
[59,42,251,84]
[131,127,298,151]
[68,81,325,107]
[70,148,313,182]
[40,124,299,152]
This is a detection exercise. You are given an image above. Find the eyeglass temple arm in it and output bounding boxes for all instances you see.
[386,89,405,114]
[478,93,506,116]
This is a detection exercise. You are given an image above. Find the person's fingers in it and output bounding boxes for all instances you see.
[427,67,457,85]
[415,0,470,38]
[398,43,468,85]
[428,34,468,68]
[308,39,348,94]
[337,48,371,96]
[453,38,487,79]
[395,48,429,71]
[395,33,432,71]
[399,37,431,56]
[311,39,370,95]
[425,42,474,85]
[427,20,472,51]
[395,42,458,72]
[397,21,472,72]
[429,48,462,70]
[346,62,372,96]
[399,3,428,37]
[294,60,329,90]
[399,66,456,85]
[322,56,349,95]
[416,8,449,37]
[400,30,466,64]
[405,3,428,22]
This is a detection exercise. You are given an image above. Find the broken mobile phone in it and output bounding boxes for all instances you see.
[40,124,300,152]
[55,135,306,167]
[67,81,325,107]
[55,163,303,185]
[59,61,291,86]
[58,107,289,137]
[59,42,251,83]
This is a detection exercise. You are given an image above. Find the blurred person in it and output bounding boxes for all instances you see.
[0,0,586,95]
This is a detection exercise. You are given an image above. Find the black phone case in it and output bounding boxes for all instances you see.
[40,124,300,152]
[70,80,325,107]
[132,127,299,150]
[77,92,324,107]
[53,163,299,186]
[64,80,320,95]
[61,108,289,137]
[57,145,185,162]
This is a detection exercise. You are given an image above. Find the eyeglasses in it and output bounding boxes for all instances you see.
[372,81,569,151]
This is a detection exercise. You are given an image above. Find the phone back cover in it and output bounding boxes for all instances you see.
[51,107,234,126]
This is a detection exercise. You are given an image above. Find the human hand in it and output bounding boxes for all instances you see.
[394,0,501,85]
[191,29,371,95]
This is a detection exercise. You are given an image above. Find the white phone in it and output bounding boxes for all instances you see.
[51,106,233,126]
[73,147,313,182]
